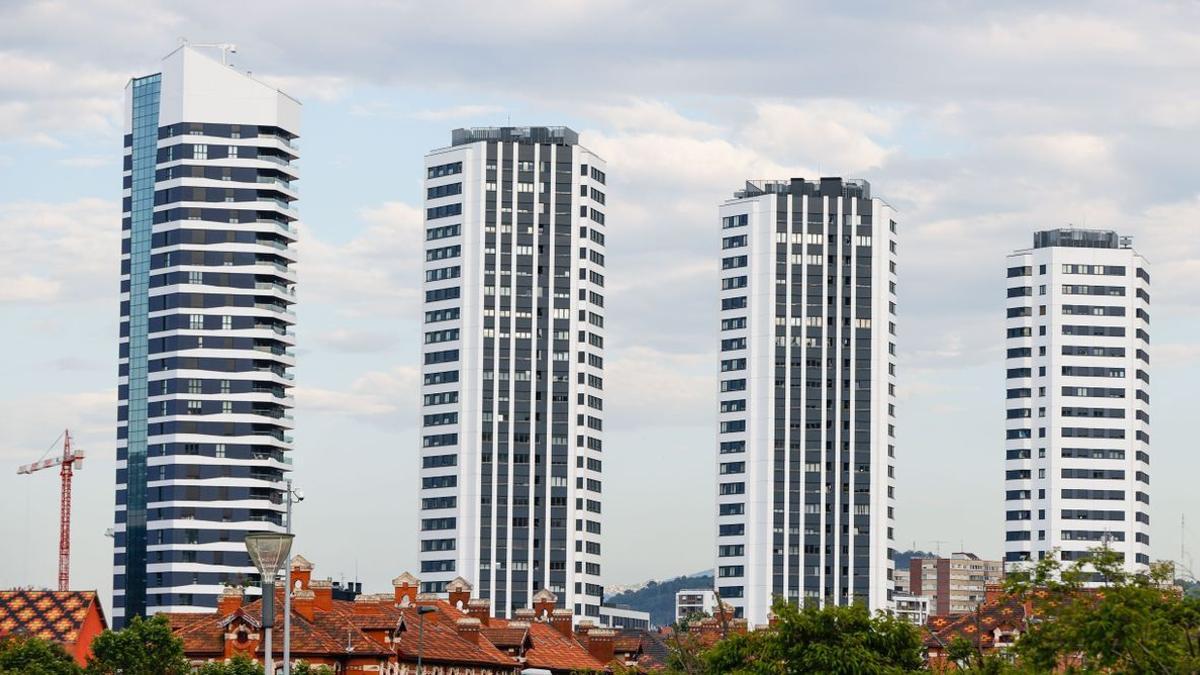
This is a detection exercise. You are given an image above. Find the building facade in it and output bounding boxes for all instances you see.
[714,178,898,626]
[892,592,931,626]
[675,589,718,623]
[908,552,1004,615]
[115,45,299,625]
[1003,229,1151,573]
[418,127,607,621]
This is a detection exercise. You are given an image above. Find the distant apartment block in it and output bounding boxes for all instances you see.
[713,178,898,626]
[909,553,1004,616]
[893,592,931,626]
[675,589,718,623]
[598,605,651,630]
[418,127,608,620]
[1003,229,1151,574]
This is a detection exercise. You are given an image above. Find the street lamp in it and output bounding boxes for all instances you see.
[245,532,294,675]
[416,605,436,674]
[282,481,304,675]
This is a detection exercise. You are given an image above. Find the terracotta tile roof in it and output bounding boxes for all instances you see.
[925,595,1028,651]
[480,625,530,649]
[625,629,671,671]
[0,590,105,646]
[391,603,514,667]
[509,619,606,672]
[167,613,224,655]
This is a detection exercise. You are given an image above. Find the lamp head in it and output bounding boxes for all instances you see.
[244,532,295,583]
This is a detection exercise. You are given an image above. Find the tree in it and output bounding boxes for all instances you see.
[195,655,262,675]
[0,635,82,675]
[85,615,191,675]
[679,599,924,674]
[290,662,334,675]
[1006,546,1200,674]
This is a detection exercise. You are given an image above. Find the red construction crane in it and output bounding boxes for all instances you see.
[17,430,84,591]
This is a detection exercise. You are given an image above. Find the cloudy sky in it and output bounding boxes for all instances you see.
[3,1,1200,609]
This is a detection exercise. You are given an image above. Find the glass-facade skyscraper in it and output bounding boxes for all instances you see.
[114,45,299,625]
[418,127,608,620]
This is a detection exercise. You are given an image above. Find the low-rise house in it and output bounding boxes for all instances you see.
[924,585,1028,667]
[0,590,108,666]
[166,557,668,673]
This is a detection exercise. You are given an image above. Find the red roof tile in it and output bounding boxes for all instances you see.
[0,591,105,646]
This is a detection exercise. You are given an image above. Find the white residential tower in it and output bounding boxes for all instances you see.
[1003,228,1151,573]
[714,178,898,626]
[418,127,608,620]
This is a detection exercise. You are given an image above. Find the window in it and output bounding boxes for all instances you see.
[427,203,462,220]
[722,214,748,229]
[427,161,462,178]
[194,144,208,160]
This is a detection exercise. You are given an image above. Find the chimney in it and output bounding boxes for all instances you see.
[467,599,491,626]
[447,576,473,609]
[292,588,315,622]
[513,608,537,622]
[392,572,420,607]
[985,583,1004,606]
[731,618,749,635]
[455,617,481,644]
[311,578,333,612]
[550,608,573,637]
[217,586,243,615]
[697,618,719,640]
[532,588,558,620]
[576,619,594,639]
[354,595,381,615]
[289,555,313,590]
[767,612,778,629]
[586,627,616,664]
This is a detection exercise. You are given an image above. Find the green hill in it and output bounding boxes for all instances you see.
[607,574,714,627]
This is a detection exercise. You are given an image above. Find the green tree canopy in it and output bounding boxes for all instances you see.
[0,634,82,675]
[85,615,191,675]
[1006,547,1200,674]
[677,599,924,674]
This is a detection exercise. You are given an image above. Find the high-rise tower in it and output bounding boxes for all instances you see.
[115,45,299,625]
[714,178,897,626]
[1003,229,1150,573]
[419,127,607,620]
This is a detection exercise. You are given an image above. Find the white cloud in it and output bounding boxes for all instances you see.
[297,201,423,317]
[411,104,505,121]
[295,366,419,423]
[585,99,720,136]
[0,198,119,305]
[607,347,712,428]
[314,328,399,354]
[741,100,896,171]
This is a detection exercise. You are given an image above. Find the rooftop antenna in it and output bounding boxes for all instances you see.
[183,40,239,66]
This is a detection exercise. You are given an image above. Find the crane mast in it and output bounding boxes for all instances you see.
[17,429,84,591]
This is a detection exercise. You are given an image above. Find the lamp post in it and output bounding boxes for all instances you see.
[282,480,303,675]
[245,532,294,675]
[416,605,436,674]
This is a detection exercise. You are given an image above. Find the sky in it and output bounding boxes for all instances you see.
[3,1,1200,611]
